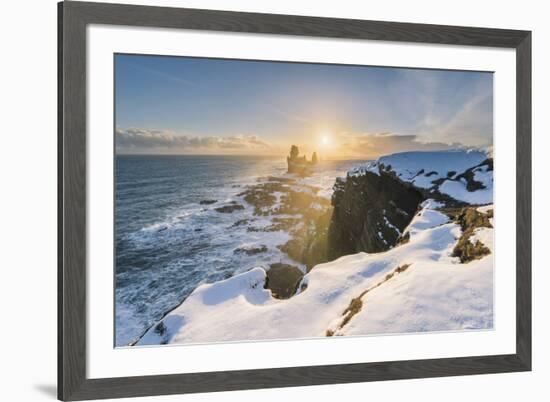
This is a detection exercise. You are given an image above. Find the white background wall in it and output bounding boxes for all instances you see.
[0,0,546,401]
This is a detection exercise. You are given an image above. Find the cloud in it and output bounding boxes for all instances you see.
[436,93,493,145]
[409,76,493,147]
[336,132,463,159]
[116,128,272,153]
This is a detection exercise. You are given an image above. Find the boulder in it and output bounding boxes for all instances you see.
[199,199,217,205]
[265,263,304,299]
[214,204,245,213]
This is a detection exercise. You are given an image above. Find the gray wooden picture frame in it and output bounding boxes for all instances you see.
[58,1,532,400]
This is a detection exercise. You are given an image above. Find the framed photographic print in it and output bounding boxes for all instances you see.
[58,1,531,400]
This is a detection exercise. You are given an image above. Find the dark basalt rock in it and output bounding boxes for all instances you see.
[237,174,333,270]
[154,321,166,336]
[286,145,318,176]
[326,157,493,261]
[199,199,217,205]
[278,208,332,271]
[231,218,251,227]
[426,159,492,196]
[452,159,491,192]
[264,263,304,299]
[239,183,280,216]
[327,171,424,259]
[214,204,245,213]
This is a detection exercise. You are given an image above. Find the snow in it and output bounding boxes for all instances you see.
[377,231,388,245]
[373,149,493,205]
[136,200,493,346]
[477,205,494,214]
[348,162,380,177]
[378,149,487,183]
[473,164,492,187]
[339,255,493,335]
[470,215,494,253]
[439,179,492,204]
[340,206,495,336]
[383,215,401,235]
[402,201,449,240]
[421,199,445,209]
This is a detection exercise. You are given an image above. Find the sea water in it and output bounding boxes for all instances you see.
[115,155,359,346]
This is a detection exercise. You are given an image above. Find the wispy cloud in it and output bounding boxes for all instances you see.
[407,73,493,147]
[336,132,463,159]
[118,59,196,87]
[116,128,273,154]
[438,94,492,145]
[268,106,312,124]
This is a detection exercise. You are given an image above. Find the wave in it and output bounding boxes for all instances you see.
[115,158,363,346]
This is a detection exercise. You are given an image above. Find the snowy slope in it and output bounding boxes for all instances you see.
[358,149,493,205]
[137,200,494,345]
[336,208,494,336]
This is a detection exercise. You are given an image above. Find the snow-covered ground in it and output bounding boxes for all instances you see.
[137,198,494,345]
[334,203,493,336]
[358,149,493,204]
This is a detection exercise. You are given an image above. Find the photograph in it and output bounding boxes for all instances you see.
[2,0,543,400]
[114,54,495,347]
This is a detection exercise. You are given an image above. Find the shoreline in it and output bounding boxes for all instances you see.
[116,159,357,346]
[118,149,494,347]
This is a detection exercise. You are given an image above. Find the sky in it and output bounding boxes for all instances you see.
[115,54,493,159]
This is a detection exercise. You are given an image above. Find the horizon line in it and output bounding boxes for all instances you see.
[115,153,378,160]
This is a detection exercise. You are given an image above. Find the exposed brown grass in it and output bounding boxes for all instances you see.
[341,297,364,327]
[326,263,411,336]
[396,231,410,245]
[445,207,493,263]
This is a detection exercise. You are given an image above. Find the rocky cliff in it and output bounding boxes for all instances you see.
[135,150,495,346]
[327,150,493,261]
[328,170,424,259]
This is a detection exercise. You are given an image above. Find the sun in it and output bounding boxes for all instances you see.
[319,131,332,147]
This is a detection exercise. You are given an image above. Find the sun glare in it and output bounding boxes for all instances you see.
[319,132,332,147]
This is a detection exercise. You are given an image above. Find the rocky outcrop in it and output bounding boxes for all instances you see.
[327,171,424,259]
[264,263,304,299]
[134,151,494,347]
[237,175,332,271]
[199,199,217,205]
[326,151,494,260]
[215,203,244,213]
[233,245,268,256]
[444,207,493,263]
[287,145,318,175]
[277,207,332,271]
[311,152,319,165]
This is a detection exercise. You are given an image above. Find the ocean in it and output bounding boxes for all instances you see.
[115,154,360,346]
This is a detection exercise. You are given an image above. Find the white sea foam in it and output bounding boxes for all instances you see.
[116,157,359,346]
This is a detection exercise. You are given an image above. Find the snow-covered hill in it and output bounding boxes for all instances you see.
[352,149,493,205]
[135,149,494,346]
[137,175,494,346]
